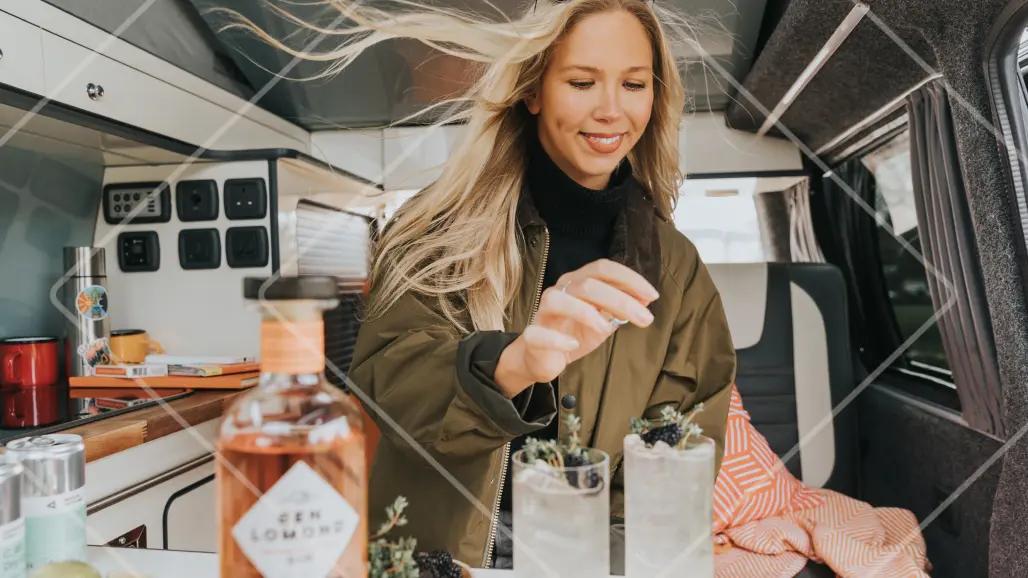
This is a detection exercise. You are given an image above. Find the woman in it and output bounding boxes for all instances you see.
[242,0,736,568]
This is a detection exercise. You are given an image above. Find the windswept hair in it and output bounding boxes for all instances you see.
[215,0,714,332]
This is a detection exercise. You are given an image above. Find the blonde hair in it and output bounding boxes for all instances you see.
[217,0,701,332]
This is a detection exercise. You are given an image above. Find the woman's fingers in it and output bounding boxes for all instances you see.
[567,259,659,303]
[537,286,613,334]
[562,276,654,327]
[522,324,579,352]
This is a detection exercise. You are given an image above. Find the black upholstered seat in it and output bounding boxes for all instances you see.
[707,262,859,495]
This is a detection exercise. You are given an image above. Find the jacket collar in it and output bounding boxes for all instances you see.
[516,175,663,290]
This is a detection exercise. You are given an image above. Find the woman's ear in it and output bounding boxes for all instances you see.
[524,91,541,115]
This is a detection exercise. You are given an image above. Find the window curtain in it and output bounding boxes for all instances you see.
[787,179,826,263]
[753,190,791,261]
[907,81,1005,437]
[808,157,905,373]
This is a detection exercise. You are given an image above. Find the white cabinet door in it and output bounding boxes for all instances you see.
[0,10,44,95]
[87,458,217,553]
[40,31,305,152]
[164,470,217,552]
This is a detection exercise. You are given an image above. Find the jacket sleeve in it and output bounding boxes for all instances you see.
[642,257,737,477]
[347,291,557,461]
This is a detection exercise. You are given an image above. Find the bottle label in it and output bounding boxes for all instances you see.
[23,488,87,570]
[0,518,25,578]
[232,461,360,577]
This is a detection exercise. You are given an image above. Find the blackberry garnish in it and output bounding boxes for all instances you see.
[415,550,462,578]
[630,404,705,450]
[641,423,684,447]
[563,452,601,489]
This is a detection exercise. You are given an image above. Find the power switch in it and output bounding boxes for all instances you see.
[226,226,269,268]
[224,178,267,220]
[178,229,221,270]
[117,231,160,273]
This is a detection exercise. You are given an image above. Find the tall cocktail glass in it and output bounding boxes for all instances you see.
[624,433,715,578]
[512,447,610,578]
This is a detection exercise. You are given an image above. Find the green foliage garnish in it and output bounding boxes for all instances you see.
[521,413,587,466]
[369,496,420,578]
[518,414,603,490]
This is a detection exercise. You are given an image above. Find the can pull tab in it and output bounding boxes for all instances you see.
[25,436,58,447]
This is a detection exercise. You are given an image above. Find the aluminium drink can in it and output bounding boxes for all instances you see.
[4,435,86,571]
[0,461,25,578]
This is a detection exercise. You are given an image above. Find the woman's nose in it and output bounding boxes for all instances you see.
[594,88,623,121]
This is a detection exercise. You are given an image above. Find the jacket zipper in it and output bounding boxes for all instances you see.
[483,227,550,569]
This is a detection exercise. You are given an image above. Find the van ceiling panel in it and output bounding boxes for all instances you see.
[177,0,767,130]
[37,0,769,131]
[723,0,997,153]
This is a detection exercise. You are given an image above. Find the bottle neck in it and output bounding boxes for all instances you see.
[260,318,325,375]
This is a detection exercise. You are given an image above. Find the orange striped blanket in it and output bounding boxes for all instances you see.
[712,386,931,577]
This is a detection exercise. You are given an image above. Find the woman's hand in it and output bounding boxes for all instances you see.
[494,259,659,397]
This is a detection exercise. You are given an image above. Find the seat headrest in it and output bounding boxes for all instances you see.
[706,263,768,350]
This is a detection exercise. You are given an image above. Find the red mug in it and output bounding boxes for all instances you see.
[2,385,61,428]
[1,337,60,390]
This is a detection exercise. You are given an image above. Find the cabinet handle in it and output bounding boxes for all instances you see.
[86,83,104,101]
[0,49,4,61]
[106,525,147,549]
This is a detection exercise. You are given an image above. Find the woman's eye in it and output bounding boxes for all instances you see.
[625,81,646,91]
[570,81,594,89]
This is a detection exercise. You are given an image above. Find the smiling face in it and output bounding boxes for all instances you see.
[525,10,655,190]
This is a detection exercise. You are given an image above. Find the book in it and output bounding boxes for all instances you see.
[168,363,260,377]
[91,364,169,378]
[145,354,255,365]
[70,371,262,390]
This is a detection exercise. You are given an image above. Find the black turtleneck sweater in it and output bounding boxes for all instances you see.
[497,137,633,513]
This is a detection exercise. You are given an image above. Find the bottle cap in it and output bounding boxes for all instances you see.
[63,247,106,277]
[243,276,339,301]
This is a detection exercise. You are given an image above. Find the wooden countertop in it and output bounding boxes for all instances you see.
[63,390,242,463]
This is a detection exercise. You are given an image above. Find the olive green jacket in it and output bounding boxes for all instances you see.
[348,181,737,568]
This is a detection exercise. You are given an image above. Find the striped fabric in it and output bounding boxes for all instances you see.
[713,386,825,533]
[712,386,931,577]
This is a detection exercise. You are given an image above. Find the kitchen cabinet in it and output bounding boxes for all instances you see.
[0,10,45,96]
[40,31,305,153]
[87,456,216,553]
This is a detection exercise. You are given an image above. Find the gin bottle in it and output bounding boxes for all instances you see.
[217,276,367,578]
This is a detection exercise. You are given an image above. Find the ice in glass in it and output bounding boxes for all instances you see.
[624,406,715,578]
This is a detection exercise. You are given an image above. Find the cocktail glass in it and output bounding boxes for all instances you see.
[512,448,610,578]
[624,434,715,578]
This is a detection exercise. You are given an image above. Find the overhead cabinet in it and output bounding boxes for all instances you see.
[0,10,45,96]
[39,31,304,152]
[0,6,308,154]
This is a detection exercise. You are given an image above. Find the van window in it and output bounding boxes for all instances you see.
[384,182,768,264]
[674,178,765,263]
[861,131,952,375]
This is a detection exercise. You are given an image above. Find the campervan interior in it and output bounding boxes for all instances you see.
[2,0,1028,575]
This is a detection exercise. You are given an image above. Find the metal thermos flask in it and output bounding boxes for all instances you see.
[61,247,111,377]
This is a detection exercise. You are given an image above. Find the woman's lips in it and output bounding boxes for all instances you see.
[580,132,625,154]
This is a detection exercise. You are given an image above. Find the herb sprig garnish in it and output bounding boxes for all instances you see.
[629,404,705,450]
[520,414,602,490]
